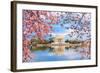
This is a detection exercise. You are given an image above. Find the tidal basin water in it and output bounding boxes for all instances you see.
[30,47,90,62]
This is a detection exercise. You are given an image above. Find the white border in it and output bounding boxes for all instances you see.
[17,4,96,69]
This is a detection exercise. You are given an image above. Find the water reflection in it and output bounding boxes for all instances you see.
[30,36,91,62]
[30,42,90,62]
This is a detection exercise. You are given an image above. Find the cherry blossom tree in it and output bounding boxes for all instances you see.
[22,10,59,62]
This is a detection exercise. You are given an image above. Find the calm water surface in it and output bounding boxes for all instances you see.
[30,47,90,62]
